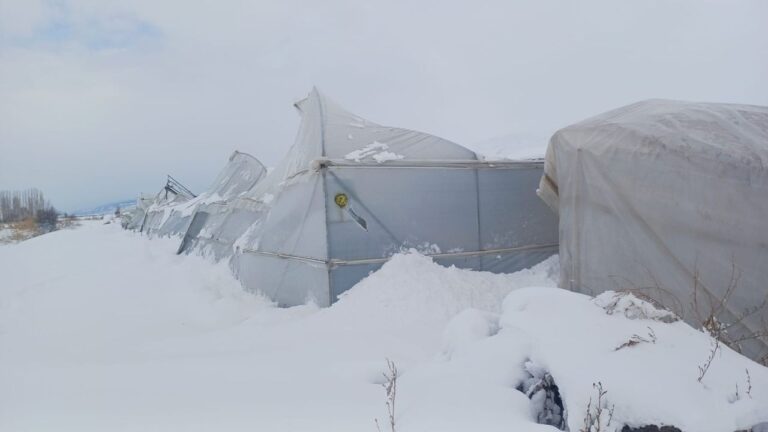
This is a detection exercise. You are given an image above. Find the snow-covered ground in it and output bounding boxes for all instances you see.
[0,227,13,243]
[1,222,767,431]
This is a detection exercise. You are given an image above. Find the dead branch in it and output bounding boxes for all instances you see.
[698,338,720,383]
[614,327,657,351]
[690,259,768,359]
[375,358,398,432]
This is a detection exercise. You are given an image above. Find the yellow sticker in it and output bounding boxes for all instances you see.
[334,193,348,208]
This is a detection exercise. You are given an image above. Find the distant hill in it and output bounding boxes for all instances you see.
[468,132,548,161]
[73,199,136,217]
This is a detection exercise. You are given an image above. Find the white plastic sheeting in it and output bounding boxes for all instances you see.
[122,194,154,230]
[538,99,768,361]
[141,152,266,239]
[139,188,191,234]
[178,88,558,307]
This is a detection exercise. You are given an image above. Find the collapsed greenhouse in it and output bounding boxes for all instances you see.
[137,175,197,236]
[148,88,558,306]
[121,193,154,231]
[121,93,768,363]
[137,152,267,239]
[538,99,768,362]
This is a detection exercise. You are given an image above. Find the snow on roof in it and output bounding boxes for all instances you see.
[469,132,549,161]
[277,87,478,179]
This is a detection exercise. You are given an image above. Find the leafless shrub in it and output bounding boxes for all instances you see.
[58,218,79,229]
[614,260,768,366]
[375,359,398,432]
[614,327,657,351]
[35,207,58,228]
[729,369,754,403]
[697,338,720,383]
[690,262,768,364]
[760,353,768,367]
[580,382,615,432]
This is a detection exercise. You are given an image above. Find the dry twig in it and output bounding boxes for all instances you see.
[580,382,614,432]
[375,359,398,432]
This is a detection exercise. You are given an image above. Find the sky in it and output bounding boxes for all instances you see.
[0,0,766,212]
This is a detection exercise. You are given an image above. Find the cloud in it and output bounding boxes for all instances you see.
[1,0,767,211]
[0,0,50,37]
[1,0,161,50]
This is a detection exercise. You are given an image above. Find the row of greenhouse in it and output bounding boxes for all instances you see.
[123,89,768,362]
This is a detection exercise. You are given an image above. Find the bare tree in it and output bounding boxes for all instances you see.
[0,188,56,223]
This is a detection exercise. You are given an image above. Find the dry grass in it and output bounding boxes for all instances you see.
[9,218,39,242]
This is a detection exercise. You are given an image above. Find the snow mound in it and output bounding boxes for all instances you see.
[441,308,500,359]
[334,251,559,322]
[514,287,768,431]
[401,287,768,432]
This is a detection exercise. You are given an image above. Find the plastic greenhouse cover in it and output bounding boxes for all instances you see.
[538,99,768,361]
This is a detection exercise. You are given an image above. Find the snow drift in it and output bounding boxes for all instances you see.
[1,222,766,431]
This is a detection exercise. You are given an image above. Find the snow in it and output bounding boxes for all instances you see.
[593,291,679,323]
[1,222,766,431]
[372,151,405,163]
[143,188,227,223]
[0,227,12,242]
[470,132,549,161]
[344,141,404,163]
[499,289,768,431]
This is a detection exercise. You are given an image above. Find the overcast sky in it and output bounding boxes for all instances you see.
[1,0,766,211]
